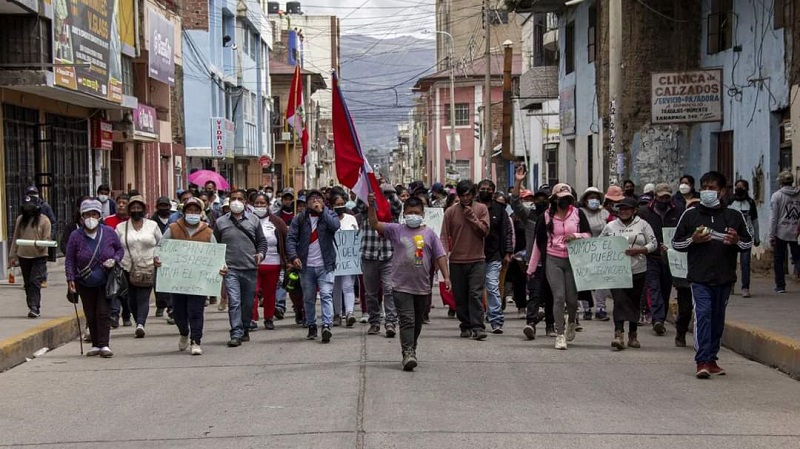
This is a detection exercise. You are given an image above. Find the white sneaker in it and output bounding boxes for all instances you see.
[359,313,368,324]
[190,342,203,355]
[86,346,101,356]
[178,335,189,351]
[555,335,568,350]
[99,346,114,358]
[135,324,145,338]
[566,322,577,342]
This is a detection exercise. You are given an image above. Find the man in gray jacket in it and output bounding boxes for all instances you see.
[770,171,800,293]
[287,190,341,342]
[214,189,268,347]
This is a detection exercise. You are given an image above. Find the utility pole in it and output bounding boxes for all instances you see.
[501,39,513,161]
[482,0,492,181]
[608,0,622,187]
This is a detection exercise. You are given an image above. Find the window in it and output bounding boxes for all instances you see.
[774,0,793,29]
[545,143,559,187]
[532,13,558,67]
[587,4,597,63]
[716,131,733,187]
[707,0,733,54]
[444,103,470,127]
[778,110,792,172]
[565,21,575,74]
[121,56,134,96]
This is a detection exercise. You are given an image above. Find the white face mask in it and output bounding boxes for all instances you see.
[84,217,99,231]
[97,195,109,203]
[266,192,273,199]
[230,200,245,214]
[254,207,268,218]
[679,184,691,195]
[700,190,720,207]
[522,201,534,209]
[405,214,423,228]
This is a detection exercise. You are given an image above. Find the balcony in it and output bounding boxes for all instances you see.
[543,29,558,51]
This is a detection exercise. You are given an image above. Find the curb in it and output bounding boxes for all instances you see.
[668,299,800,379]
[0,313,83,373]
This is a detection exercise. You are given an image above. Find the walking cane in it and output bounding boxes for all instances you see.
[73,302,83,355]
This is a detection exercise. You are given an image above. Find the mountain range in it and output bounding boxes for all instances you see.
[339,34,436,151]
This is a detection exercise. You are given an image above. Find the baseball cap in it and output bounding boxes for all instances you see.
[550,183,573,198]
[643,183,656,195]
[655,183,672,197]
[617,197,638,209]
[156,196,171,206]
[520,189,535,199]
[25,186,39,195]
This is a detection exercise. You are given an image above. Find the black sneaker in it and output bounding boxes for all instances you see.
[240,332,250,342]
[110,317,119,329]
[227,338,241,347]
[595,309,610,321]
[274,308,285,320]
[523,325,536,340]
[385,324,396,338]
[368,325,381,335]
[447,309,456,318]
[295,313,304,325]
[460,329,472,338]
[155,308,164,318]
[27,309,40,318]
[583,311,593,321]
[653,321,666,336]
[333,315,342,327]
[472,329,488,341]
[321,326,332,343]
[122,318,133,327]
[248,320,259,331]
[545,325,556,337]
[422,312,430,324]
[675,333,687,347]
[306,325,318,340]
[264,320,275,330]
[491,325,504,334]
[402,352,418,372]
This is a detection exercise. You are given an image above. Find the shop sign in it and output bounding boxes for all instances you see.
[211,117,235,158]
[651,69,723,124]
[147,7,175,85]
[133,103,158,139]
[92,119,113,150]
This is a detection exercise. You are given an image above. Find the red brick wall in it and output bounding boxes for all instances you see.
[183,0,208,30]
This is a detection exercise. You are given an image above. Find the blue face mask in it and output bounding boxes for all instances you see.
[700,190,719,207]
[185,214,202,225]
[405,214,423,228]
[587,199,601,210]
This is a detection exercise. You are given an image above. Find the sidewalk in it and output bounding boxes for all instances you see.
[0,263,83,372]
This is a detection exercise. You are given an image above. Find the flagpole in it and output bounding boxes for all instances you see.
[290,65,302,214]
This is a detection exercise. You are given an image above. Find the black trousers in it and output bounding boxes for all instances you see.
[675,286,694,335]
[173,294,205,344]
[506,260,528,309]
[450,262,486,331]
[526,266,554,326]
[393,291,427,353]
[79,285,111,348]
[18,256,47,311]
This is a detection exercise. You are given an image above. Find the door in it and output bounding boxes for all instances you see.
[716,131,734,187]
[2,104,38,239]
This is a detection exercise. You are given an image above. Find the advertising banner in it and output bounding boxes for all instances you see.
[133,104,158,139]
[147,7,175,85]
[651,69,723,124]
[92,119,113,150]
[53,0,122,102]
[559,86,575,136]
[211,117,235,158]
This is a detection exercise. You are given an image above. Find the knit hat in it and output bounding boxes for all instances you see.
[80,199,102,215]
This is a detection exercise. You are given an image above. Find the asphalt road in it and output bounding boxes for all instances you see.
[1,305,799,448]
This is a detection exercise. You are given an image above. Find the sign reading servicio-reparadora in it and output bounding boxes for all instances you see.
[651,69,722,124]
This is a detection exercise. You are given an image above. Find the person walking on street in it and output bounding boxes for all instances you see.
[8,196,51,318]
[214,189,268,347]
[441,180,490,341]
[672,171,752,378]
[769,171,800,293]
[579,187,611,321]
[96,184,117,219]
[286,190,340,343]
[151,196,174,322]
[103,194,129,230]
[673,175,700,209]
[368,194,450,371]
[727,180,760,297]
[250,193,288,331]
[601,197,658,350]
[155,198,220,355]
[332,193,359,327]
[638,183,684,336]
[477,179,514,334]
[65,199,124,358]
[117,196,162,338]
[527,183,591,350]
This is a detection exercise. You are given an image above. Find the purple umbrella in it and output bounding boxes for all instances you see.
[188,170,230,191]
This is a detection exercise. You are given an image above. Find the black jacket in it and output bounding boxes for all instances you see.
[638,201,685,259]
[672,205,752,285]
[483,200,514,262]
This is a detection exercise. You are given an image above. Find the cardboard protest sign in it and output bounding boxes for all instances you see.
[334,229,362,275]
[156,240,226,296]
[662,227,688,279]
[567,236,632,291]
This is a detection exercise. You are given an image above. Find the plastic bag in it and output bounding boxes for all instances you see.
[105,263,129,301]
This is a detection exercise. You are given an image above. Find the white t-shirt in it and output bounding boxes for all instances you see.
[260,217,281,266]
[339,213,359,231]
[307,216,323,268]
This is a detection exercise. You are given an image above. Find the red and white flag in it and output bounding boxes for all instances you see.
[286,65,309,164]
[332,72,392,222]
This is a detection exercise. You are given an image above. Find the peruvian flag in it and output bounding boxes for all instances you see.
[332,72,392,222]
[286,65,309,164]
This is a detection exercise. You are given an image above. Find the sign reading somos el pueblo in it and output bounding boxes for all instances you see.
[567,236,632,292]
[334,230,362,276]
[651,69,722,124]
[156,240,227,297]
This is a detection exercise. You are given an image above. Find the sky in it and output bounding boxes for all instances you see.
[294,0,437,37]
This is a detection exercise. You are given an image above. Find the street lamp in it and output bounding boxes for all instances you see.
[423,29,458,180]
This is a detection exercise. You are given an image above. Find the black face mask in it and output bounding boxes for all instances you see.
[334,206,347,215]
[557,197,572,210]
[478,191,492,202]
[625,188,634,195]
[282,205,293,213]
[735,188,747,198]
[655,200,670,211]
[157,209,171,217]
[130,211,145,221]
[534,202,548,211]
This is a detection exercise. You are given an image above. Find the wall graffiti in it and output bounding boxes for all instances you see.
[633,125,687,187]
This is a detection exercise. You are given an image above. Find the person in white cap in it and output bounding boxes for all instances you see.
[578,186,610,321]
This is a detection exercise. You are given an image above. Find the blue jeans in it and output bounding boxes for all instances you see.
[773,239,800,290]
[739,249,752,289]
[646,257,672,324]
[690,283,731,363]
[485,260,504,328]
[301,266,335,328]
[224,269,257,338]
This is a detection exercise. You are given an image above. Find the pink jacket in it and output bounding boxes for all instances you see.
[527,206,591,275]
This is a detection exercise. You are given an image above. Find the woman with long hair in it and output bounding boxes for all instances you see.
[250,193,289,330]
[8,196,52,318]
[527,183,591,350]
